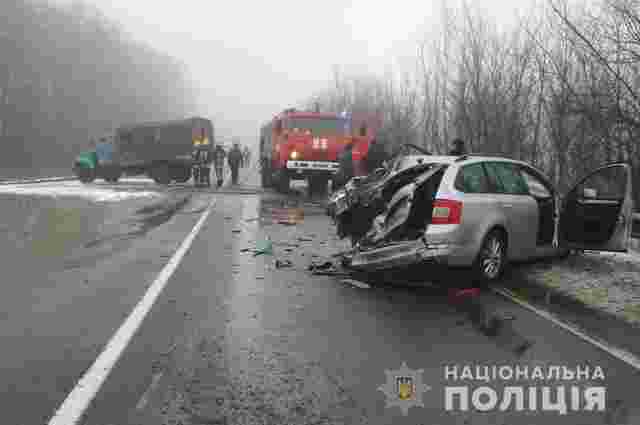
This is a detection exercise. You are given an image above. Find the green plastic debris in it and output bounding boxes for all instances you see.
[254,238,273,256]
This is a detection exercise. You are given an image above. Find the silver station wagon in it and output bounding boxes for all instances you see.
[329,153,634,283]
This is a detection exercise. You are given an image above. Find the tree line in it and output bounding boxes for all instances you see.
[307,0,640,201]
[0,0,197,176]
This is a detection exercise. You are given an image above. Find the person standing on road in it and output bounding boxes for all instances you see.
[228,142,243,185]
[336,140,355,189]
[243,146,251,168]
[199,138,212,187]
[449,138,467,156]
[213,144,226,188]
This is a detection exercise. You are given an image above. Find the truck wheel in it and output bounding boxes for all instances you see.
[308,175,328,197]
[105,168,122,183]
[172,166,191,183]
[151,164,171,185]
[76,167,96,184]
[276,173,290,193]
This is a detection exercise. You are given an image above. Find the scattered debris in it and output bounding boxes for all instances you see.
[308,260,350,276]
[278,220,297,226]
[308,261,334,271]
[448,287,481,303]
[275,259,293,269]
[341,278,370,289]
[161,343,177,356]
[284,248,294,252]
[253,239,273,256]
[240,248,252,253]
[297,236,313,242]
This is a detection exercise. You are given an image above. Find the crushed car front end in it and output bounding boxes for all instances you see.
[329,157,472,272]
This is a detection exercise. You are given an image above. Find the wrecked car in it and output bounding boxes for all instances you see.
[328,150,634,283]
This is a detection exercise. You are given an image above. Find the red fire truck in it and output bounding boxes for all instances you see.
[259,108,377,194]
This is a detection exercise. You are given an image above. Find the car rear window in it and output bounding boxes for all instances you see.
[484,162,529,195]
[455,163,490,193]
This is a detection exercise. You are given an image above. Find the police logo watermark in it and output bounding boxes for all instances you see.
[378,362,431,415]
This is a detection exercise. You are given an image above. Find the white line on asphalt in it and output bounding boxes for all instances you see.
[135,371,164,411]
[47,196,217,425]
[493,286,640,371]
[341,279,371,289]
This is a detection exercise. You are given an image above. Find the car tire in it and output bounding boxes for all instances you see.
[151,164,171,185]
[472,229,507,285]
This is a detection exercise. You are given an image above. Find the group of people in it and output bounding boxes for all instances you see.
[335,137,468,189]
[192,141,252,188]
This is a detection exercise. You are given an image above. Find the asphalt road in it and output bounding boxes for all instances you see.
[2,167,640,424]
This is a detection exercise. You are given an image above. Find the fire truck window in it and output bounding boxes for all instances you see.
[289,118,344,134]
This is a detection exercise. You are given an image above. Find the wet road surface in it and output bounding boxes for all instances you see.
[1,168,640,424]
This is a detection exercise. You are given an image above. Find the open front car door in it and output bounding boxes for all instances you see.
[559,163,633,252]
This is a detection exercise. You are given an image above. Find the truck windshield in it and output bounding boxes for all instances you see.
[288,118,346,135]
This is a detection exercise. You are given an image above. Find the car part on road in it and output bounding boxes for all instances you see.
[253,239,273,256]
[275,259,293,269]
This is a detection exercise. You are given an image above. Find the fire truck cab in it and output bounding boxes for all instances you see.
[260,108,373,194]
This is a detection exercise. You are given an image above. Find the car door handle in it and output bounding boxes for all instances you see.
[502,203,514,208]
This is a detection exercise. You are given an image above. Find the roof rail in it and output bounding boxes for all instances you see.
[455,153,502,162]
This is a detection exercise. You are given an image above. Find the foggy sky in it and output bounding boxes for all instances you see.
[52,0,539,146]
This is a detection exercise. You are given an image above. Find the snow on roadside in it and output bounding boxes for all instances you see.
[0,180,162,203]
[516,251,640,325]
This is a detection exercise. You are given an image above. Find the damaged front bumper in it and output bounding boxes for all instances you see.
[347,238,456,271]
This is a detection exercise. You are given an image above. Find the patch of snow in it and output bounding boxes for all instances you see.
[0,180,162,202]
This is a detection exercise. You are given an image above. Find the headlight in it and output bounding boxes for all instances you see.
[290,151,299,160]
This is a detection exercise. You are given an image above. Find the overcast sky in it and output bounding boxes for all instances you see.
[57,0,538,144]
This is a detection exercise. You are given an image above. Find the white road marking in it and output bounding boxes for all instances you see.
[493,286,640,371]
[135,371,164,411]
[341,279,371,289]
[47,196,217,425]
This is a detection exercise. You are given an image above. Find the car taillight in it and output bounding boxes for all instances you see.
[431,199,462,224]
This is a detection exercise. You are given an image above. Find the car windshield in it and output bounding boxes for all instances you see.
[287,118,346,135]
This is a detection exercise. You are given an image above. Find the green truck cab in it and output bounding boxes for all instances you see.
[73,117,215,185]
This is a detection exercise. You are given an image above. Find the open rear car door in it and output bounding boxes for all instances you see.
[559,163,633,252]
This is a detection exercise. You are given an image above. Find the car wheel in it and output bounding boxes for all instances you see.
[473,229,507,284]
[151,164,171,185]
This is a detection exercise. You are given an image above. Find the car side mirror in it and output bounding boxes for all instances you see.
[583,187,597,199]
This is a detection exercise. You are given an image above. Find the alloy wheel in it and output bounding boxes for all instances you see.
[480,234,504,280]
